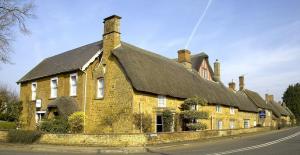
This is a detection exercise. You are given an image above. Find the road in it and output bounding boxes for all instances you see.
[0,127,299,155]
[146,126,300,155]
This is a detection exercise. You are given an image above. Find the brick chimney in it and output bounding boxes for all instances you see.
[178,49,192,70]
[228,81,236,91]
[239,75,245,91]
[102,15,121,63]
[265,94,274,103]
[213,59,221,82]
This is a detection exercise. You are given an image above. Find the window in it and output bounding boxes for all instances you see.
[266,110,271,117]
[31,82,37,100]
[35,111,46,123]
[244,119,250,128]
[158,95,166,107]
[191,104,197,110]
[97,78,104,98]
[156,115,163,132]
[217,120,223,130]
[70,73,77,96]
[230,106,235,114]
[253,120,257,127]
[216,105,222,113]
[50,77,58,98]
[230,119,235,129]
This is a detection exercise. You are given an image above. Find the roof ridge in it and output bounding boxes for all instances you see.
[46,40,102,60]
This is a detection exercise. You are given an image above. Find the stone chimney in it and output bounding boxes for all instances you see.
[239,75,245,91]
[265,94,274,103]
[102,15,121,63]
[228,81,236,91]
[213,59,221,82]
[178,49,192,70]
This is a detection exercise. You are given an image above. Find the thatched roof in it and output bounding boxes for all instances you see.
[241,89,272,110]
[191,53,215,81]
[113,42,257,112]
[17,41,102,83]
[18,39,259,113]
[47,96,79,118]
[269,101,290,117]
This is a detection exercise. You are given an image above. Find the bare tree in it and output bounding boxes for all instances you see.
[0,0,34,64]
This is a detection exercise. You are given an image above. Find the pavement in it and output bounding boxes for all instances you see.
[0,127,299,155]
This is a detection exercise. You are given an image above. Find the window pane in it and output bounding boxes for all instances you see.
[97,79,104,98]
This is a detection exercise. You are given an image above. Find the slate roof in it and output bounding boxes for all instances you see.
[17,41,103,83]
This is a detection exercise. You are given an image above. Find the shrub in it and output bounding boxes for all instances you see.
[133,113,152,133]
[180,110,209,120]
[7,130,41,144]
[0,121,16,130]
[68,112,84,133]
[162,110,173,132]
[40,117,69,133]
[186,122,207,131]
[181,96,208,110]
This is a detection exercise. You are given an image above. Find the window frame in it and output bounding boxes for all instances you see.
[69,73,78,96]
[31,82,37,101]
[96,78,104,99]
[50,77,58,99]
[157,95,167,108]
[230,106,235,114]
[229,119,235,129]
[216,105,222,113]
[244,119,250,128]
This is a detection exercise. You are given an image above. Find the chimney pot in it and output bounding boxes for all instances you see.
[214,59,221,82]
[228,82,236,91]
[239,75,245,91]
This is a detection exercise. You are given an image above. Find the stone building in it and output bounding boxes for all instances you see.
[17,15,290,133]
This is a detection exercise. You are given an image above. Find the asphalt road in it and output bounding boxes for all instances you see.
[145,126,300,155]
[0,127,299,155]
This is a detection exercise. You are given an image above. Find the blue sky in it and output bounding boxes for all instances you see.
[0,0,300,101]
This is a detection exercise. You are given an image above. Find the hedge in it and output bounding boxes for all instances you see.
[7,130,41,144]
[0,121,16,130]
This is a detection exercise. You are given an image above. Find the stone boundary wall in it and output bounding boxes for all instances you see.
[147,127,271,144]
[0,127,271,146]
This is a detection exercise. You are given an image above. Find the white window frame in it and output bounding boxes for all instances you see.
[244,119,250,128]
[69,73,77,96]
[230,106,235,114]
[97,78,104,99]
[216,105,222,113]
[230,120,235,129]
[31,82,37,101]
[50,77,58,98]
[157,95,167,107]
[217,120,223,130]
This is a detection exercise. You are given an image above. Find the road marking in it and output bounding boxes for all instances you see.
[206,131,300,155]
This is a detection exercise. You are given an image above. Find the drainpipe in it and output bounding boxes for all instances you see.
[82,70,88,134]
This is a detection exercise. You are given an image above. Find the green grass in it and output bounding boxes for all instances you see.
[0,121,16,130]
